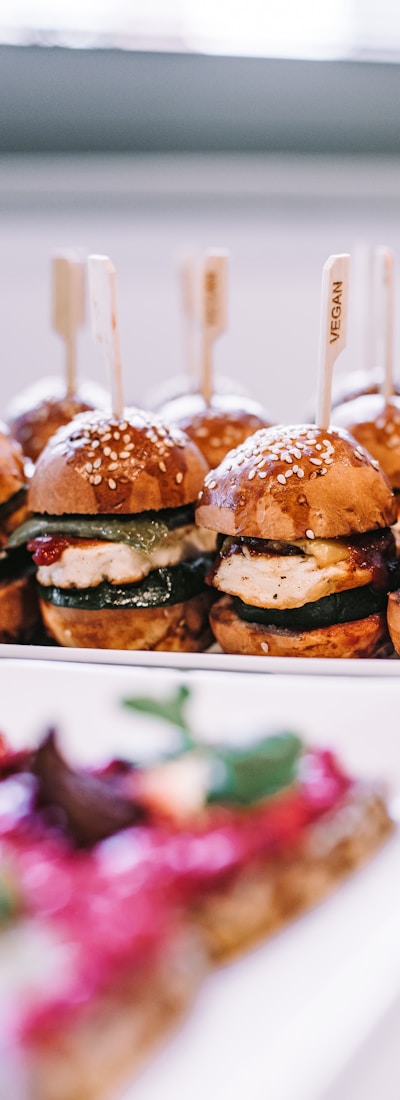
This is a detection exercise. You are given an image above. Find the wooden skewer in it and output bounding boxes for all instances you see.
[374,245,394,403]
[200,250,228,405]
[315,253,351,429]
[88,254,124,419]
[179,252,197,381]
[52,251,85,396]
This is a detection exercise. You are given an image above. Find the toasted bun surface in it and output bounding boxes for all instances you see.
[0,574,40,643]
[0,422,26,506]
[7,378,109,464]
[29,408,209,516]
[333,395,400,489]
[39,590,215,650]
[387,590,400,655]
[159,392,272,469]
[196,424,397,539]
[209,596,393,658]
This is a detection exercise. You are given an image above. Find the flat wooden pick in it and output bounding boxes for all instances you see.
[315,253,351,429]
[374,245,394,402]
[88,254,124,418]
[52,252,85,396]
[200,250,228,404]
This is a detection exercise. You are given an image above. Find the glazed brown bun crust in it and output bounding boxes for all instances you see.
[39,591,215,651]
[7,378,109,464]
[159,392,272,469]
[333,395,400,489]
[0,423,26,506]
[196,424,397,539]
[29,408,208,516]
[210,596,393,659]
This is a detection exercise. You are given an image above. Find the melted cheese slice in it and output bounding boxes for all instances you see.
[37,524,217,589]
[212,539,374,609]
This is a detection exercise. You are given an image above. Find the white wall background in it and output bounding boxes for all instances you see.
[1,153,400,427]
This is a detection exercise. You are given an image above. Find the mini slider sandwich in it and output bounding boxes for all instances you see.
[11,408,217,650]
[0,423,39,641]
[195,424,399,658]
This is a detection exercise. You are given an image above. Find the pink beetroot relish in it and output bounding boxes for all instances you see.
[0,747,352,1041]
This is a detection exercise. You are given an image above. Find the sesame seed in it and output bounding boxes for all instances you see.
[110,451,118,461]
[93,475,102,485]
[315,443,322,451]
[248,469,256,480]
[261,641,269,653]
[108,478,117,490]
[159,461,166,472]
[119,422,128,431]
[123,434,131,444]
[310,457,322,466]
[320,468,327,475]
[296,468,305,478]
[103,447,111,457]
[306,528,315,539]
[258,470,267,478]
[285,469,293,478]
[208,480,217,489]
[102,433,112,442]
[277,473,286,485]
[108,462,118,471]
[292,464,298,473]
[119,451,130,459]
[92,440,100,449]
[292,448,302,459]
[113,431,120,440]
[93,457,102,469]
[324,457,333,465]
[85,462,93,473]
[176,471,183,484]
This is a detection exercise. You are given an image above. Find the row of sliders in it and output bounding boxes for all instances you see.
[3,249,400,656]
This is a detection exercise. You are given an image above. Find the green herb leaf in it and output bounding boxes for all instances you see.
[207,732,303,805]
[123,685,194,746]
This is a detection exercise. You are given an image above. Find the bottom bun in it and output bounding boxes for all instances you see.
[29,927,205,1100]
[209,596,393,659]
[39,590,215,651]
[387,590,400,655]
[192,784,392,961]
[0,575,40,643]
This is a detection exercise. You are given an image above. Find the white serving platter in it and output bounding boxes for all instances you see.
[1,640,400,677]
[2,659,400,1100]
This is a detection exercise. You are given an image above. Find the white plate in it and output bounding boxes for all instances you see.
[2,660,400,1100]
[1,641,400,677]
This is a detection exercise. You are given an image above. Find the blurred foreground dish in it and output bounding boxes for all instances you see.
[0,699,393,1100]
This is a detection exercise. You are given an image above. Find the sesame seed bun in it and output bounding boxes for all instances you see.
[196,424,397,540]
[209,596,393,659]
[333,395,400,489]
[39,590,215,650]
[28,408,209,516]
[159,392,272,469]
[0,423,26,506]
[6,377,109,464]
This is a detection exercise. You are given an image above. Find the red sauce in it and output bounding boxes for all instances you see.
[27,536,96,565]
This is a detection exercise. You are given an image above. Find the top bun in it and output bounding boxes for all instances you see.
[195,424,397,539]
[0,422,26,506]
[6,377,109,464]
[29,407,209,516]
[333,394,400,489]
[159,392,272,469]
